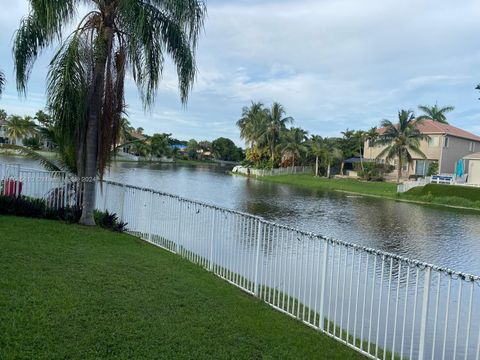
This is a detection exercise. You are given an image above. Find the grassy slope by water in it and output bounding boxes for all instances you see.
[257,175,480,211]
[0,216,363,360]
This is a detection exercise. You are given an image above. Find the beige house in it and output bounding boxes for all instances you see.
[464,152,480,185]
[364,119,480,177]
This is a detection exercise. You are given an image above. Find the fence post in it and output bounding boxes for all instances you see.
[253,220,263,297]
[119,183,126,223]
[319,240,329,331]
[175,199,183,254]
[147,190,154,242]
[15,164,20,197]
[208,210,216,271]
[418,267,431,360]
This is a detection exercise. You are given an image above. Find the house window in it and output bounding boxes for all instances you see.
[428,136,439,147]
[444,137,449,148]
[469,142,475,152]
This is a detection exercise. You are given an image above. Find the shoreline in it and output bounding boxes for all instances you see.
[234,173,480,213]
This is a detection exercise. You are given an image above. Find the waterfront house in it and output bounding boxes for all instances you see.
[0,119,23,145]
[463,152,480,185]
[364,119,480,178]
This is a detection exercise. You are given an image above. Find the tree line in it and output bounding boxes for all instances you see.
[237,101,456,182]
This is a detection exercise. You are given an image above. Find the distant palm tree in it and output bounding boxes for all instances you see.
[377,110,428,183]
[237,102,268,150]
[264,102,293,164]
[278,127,308,168]
[0,69,5,96]
[365,127,379,160]
[309,135,323,176]
[417,103,455,124]
[14,0,206,225]
[4,115,37,144]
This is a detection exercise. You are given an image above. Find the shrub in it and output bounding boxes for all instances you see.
[427,162,439,176]
[0,195,127,231]
[356,162,393,181]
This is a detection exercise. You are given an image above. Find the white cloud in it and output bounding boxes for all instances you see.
[1,0,480,145]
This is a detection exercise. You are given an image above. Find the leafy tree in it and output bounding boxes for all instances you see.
[212,137,243,161]
[14,0,206,225]
[136,127,144,135]
[0,109,7,122]
[417,103,455,124]
[150,133,172,159]
[185,139,199,160]
[376,110,428,183]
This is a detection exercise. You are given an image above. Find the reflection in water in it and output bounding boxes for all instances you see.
[2,155,480,275]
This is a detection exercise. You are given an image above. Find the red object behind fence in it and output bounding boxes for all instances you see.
[2,179,23,196]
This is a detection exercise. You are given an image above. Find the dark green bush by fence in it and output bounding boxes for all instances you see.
[0,195,127,231]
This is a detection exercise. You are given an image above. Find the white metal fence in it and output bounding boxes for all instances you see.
[2,164,480,360]
[232,165,312,177]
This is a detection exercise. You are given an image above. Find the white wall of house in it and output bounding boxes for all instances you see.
[467,159,480,184]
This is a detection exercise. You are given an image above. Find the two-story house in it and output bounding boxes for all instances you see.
[364,119,480,177]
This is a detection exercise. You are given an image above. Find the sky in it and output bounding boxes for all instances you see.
[0,0,479,146]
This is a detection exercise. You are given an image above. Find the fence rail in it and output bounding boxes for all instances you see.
[2,163,480,360]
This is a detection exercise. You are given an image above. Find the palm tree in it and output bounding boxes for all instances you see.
[4,115,37,144]
[319,138,343,178]
[0,69,5,96]
[376,110,429,184]
[14,0,206,225]
[264,102,293,164]
[354,130,366,171]
[309,135,323,176]
[278,127,308,168]
[365,127,379,160]
[417,103,455,124]
[237,102,268,150]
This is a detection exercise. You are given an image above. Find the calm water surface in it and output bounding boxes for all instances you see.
[3,156,480,275]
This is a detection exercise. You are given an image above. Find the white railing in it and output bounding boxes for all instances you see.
[2,164,480,360]
[232,165,313,177]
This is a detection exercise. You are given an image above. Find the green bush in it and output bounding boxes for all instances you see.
[0,195,127,231]
[427,162,439,176]
[356,162,393,181]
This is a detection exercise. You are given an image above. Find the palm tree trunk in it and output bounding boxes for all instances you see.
[397,155,402,184]
[315,156,319,177]
[79,29,111,226]
[327,162,331,178]
[359,143,364,171]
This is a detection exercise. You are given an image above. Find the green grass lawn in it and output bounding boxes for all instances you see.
[257,175,480,211]
[259,175,398,197]
[0,216,363,359]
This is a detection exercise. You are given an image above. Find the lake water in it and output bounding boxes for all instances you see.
[2,155,480,276]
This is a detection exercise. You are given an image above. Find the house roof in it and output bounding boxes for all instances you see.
[464,152,480,160]
[129,131,146,141]
[377,119,480,142]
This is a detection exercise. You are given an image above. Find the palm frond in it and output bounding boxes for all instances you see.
[0,144,64,173]
[0,69,5,96]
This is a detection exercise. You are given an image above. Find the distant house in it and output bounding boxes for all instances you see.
[364,119,480,177]
[463,152,480,185]
[119,131,147,156]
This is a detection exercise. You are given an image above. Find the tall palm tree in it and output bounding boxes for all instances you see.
[377,110,428,184]
[417,103,455,124]
[264,102,293,164]
[14,0,206,225]
[237,102,268,150]
[309,135,323,176]
[0,69,5,96]
[278,127,308,168]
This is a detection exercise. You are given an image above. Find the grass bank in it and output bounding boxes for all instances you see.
[256,175,480,211]
[0,216,362,359]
